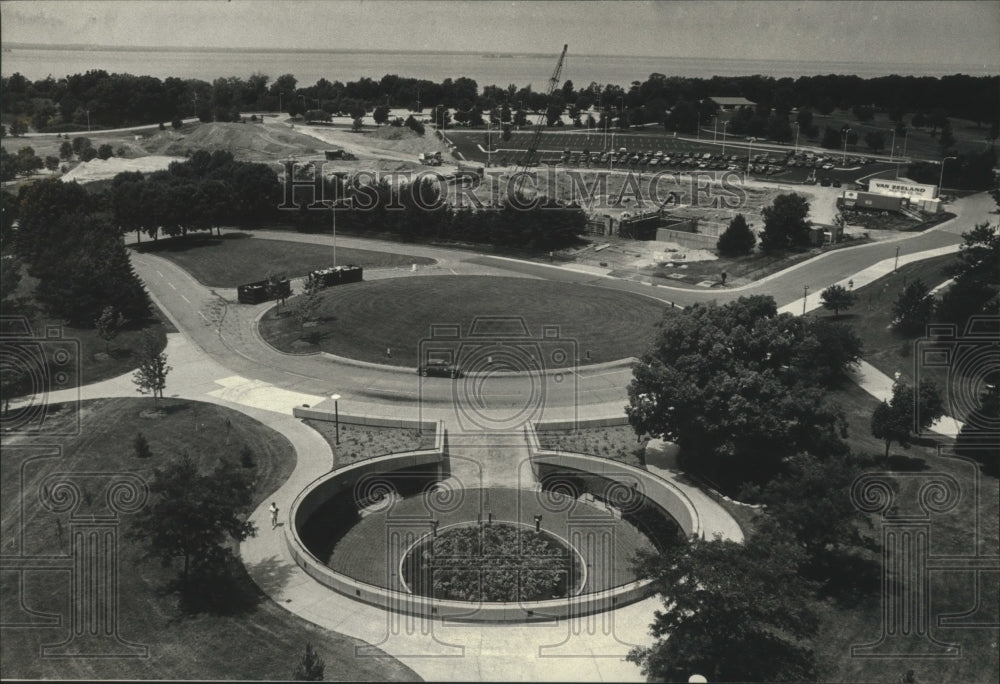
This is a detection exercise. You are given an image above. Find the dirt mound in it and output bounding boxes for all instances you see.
[140,122,325,160]
[359,126,451,157]
[60,155,183,183]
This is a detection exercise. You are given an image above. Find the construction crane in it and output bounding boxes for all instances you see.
[512,44,568,197]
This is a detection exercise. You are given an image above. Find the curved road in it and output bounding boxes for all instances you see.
[128,190,993,422]
[21,190,990,681]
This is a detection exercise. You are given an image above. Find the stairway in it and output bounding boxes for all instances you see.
[441,430,537,491]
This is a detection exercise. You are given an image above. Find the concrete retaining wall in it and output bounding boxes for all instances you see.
[293,406,436,432]
[527,422,700,538]
[284,417,667,622]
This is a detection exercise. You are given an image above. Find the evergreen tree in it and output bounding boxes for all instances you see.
[716,213,756,257]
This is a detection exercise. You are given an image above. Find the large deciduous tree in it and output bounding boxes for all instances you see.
[626,296,850,493]
[128,453,256,583]
[760,192,811,252]
[628,532,819,683]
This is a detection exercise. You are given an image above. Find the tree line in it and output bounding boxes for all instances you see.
[3,68,995,135]
[7,178,151,327]
[287,172,587,250]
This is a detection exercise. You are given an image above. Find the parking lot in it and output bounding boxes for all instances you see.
[446,128,896,184]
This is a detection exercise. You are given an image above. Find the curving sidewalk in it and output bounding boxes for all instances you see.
[15,190,993,680]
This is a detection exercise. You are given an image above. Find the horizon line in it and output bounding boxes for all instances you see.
[3,41,992,69]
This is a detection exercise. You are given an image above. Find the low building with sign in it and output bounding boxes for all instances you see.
[867,177,938,201]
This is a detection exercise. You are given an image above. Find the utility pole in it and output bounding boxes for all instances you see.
[802,285,809,315]
[938,156,957,194]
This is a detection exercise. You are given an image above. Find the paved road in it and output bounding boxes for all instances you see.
[129,190,994,421]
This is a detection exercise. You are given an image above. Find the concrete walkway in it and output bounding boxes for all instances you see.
[15,190,993,681]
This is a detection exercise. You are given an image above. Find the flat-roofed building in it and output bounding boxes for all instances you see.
[707,96,756,110]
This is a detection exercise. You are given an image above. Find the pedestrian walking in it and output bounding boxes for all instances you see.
[269,502,279,529]
[386,347,392,358]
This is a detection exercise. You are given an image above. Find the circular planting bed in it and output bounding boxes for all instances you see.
[259,275,671,366]
[400,522,585,602]
[301,485,657,595]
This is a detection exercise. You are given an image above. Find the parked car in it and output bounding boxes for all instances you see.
[418,359,462,378]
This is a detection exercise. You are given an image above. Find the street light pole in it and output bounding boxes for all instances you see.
[746,138,754,175]
[842,127,852,165]
[938,156,957,194]
[331,198,338,266]
[330,394,341,446]
[713,115,718,143]
[802,285,809,316]
[722,120,728,157]
[894,245,900,272]
[793,122,800,154]
[889,128,896,164]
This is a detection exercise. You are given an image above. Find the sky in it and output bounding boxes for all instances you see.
[1,0,998,67]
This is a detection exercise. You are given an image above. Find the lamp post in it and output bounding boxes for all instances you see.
[793,122,800,154]
[802,285,809,316]
[938,156,957,195]
[330,394,341,445]
[746,137,755,175]
[842,127,852,165]
[86,109,90,132]
[722,120,729,156]
[713,115,718,143]
[331,198,338,266]
[894,245,900,273]
[889,128,896,164]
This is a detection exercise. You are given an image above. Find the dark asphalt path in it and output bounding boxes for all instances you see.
[127,191,994,414]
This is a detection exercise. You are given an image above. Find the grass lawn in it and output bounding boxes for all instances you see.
[0,398,420,681]
[806,253,957,391]
[303,419,436,468]
[132,232,435,288]
[259,275,672,366]
[813,382,999,684]
[805,111,988,162]
[3,262,172,390]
